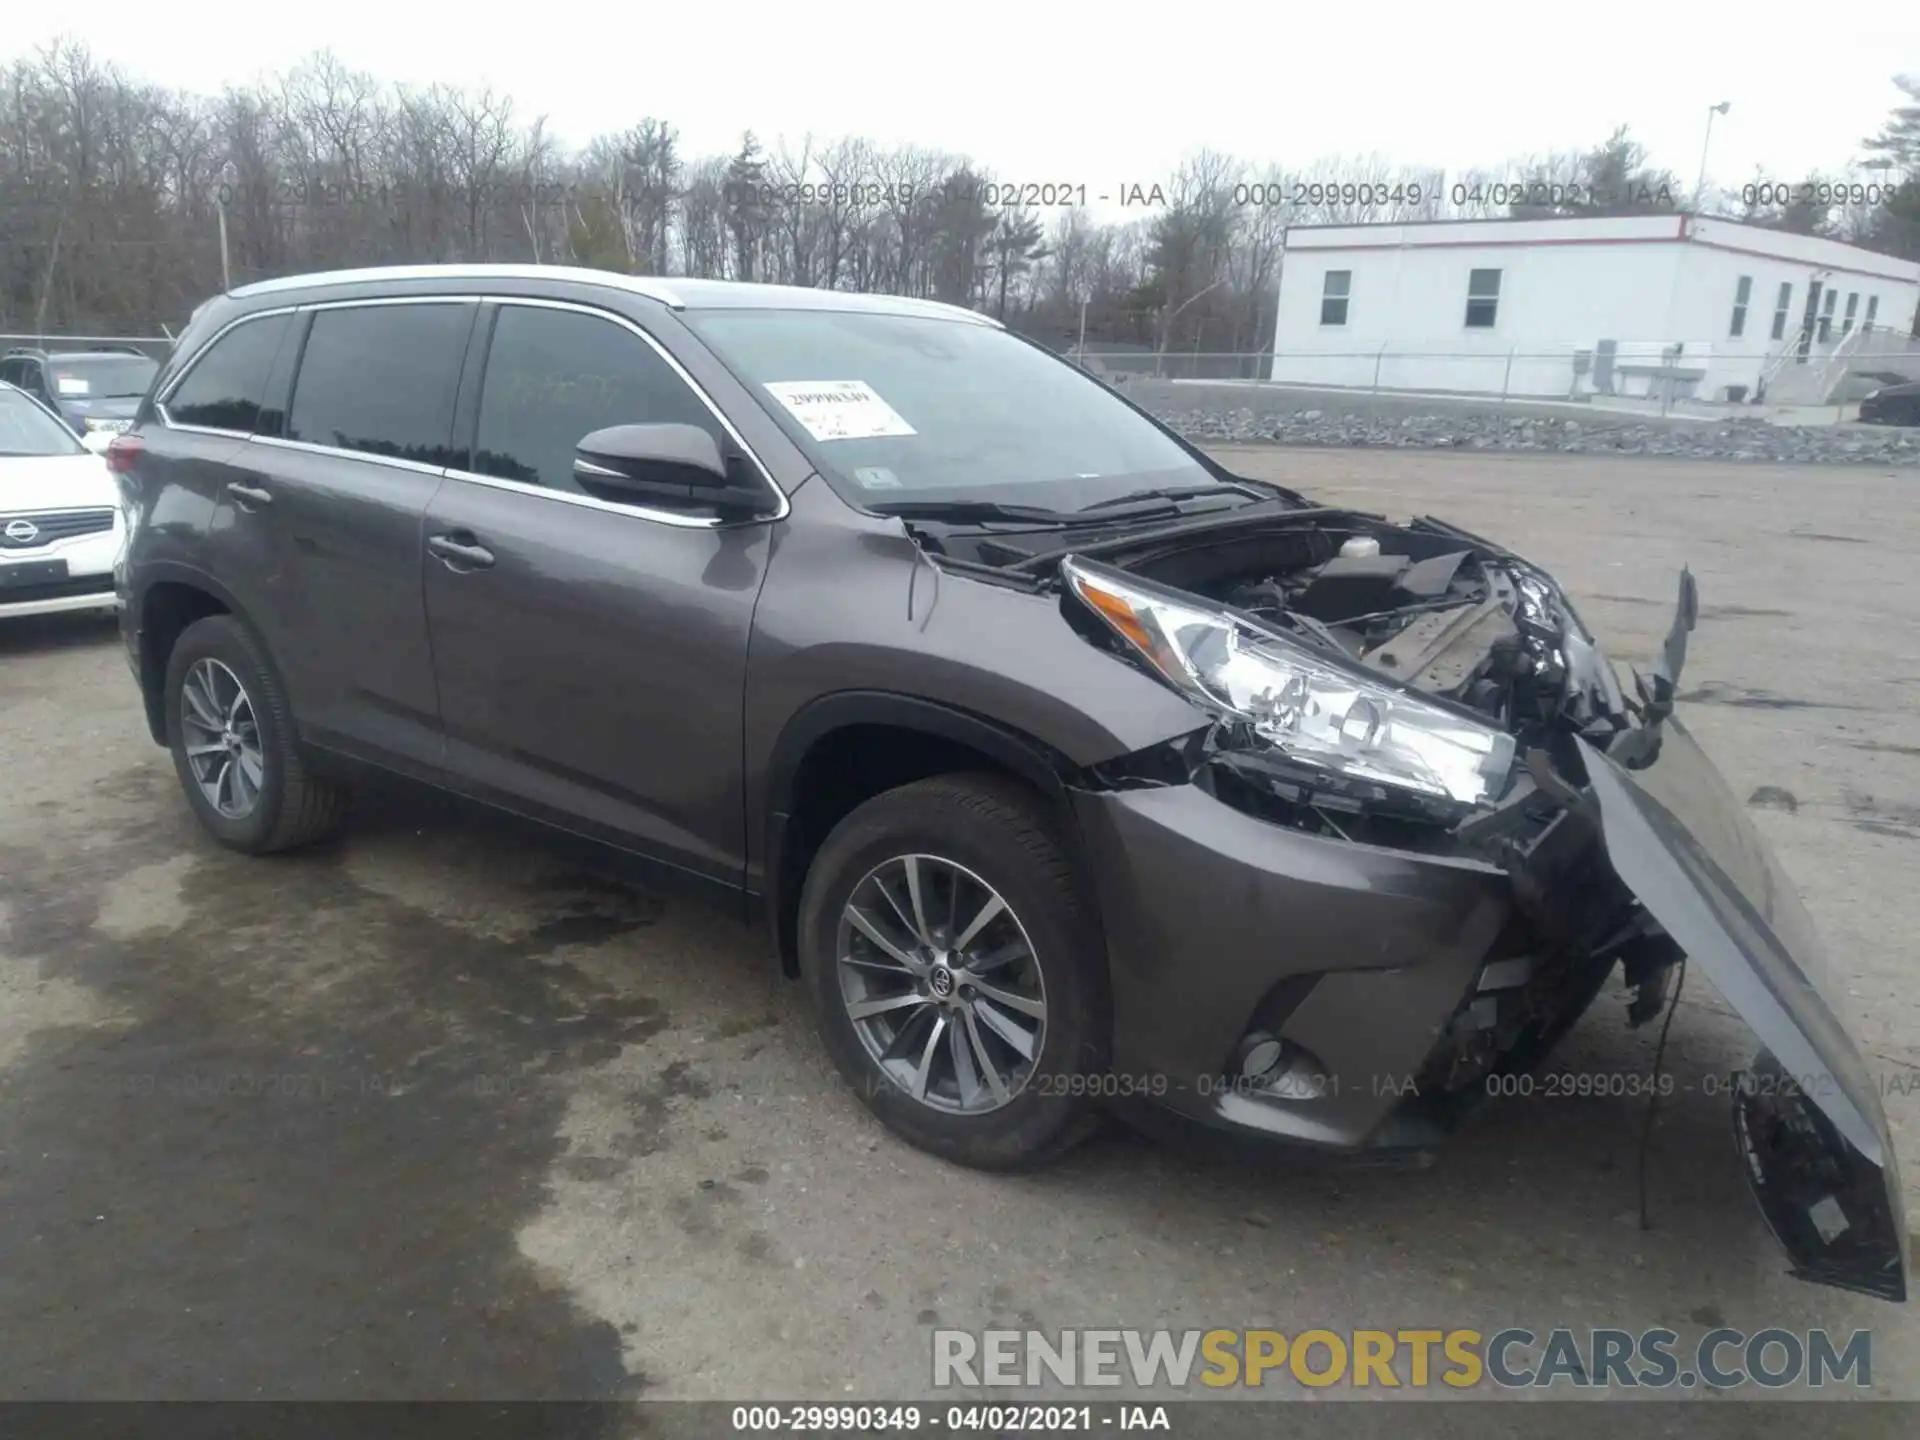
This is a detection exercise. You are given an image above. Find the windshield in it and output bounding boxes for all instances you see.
[0,389,86,456]
[683,309,1219,512]
[50,355,159,400]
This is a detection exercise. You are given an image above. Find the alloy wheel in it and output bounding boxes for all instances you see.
[179,657,265,819]
[835,854,1048,1114]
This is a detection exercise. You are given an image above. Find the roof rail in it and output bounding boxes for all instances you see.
[2,342,151,357]
[227,263,684,308]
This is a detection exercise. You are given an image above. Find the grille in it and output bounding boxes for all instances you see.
[0,509,116,549]
[0,574,116,605]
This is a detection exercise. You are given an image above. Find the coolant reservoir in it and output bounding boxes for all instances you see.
[1339,535,1382,559]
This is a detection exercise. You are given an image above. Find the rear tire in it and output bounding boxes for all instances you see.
[797,773,1108,1170]
[164,614,348,854]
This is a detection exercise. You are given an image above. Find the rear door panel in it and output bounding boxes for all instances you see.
[235,439,448,772]
[213,300,473,774]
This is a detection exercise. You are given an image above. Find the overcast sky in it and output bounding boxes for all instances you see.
[7,1,1918,204]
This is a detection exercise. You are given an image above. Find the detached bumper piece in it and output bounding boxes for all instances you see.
[1581,725,1909,1302]
[1737,1053,1908,1301]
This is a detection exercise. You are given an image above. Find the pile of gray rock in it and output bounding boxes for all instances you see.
[1147,406,1920,466]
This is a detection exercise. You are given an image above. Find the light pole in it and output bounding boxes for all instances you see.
[215,162,236,292]
[1694,101,1730,213]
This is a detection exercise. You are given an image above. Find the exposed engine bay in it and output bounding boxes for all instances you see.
[1108,514,1635,749]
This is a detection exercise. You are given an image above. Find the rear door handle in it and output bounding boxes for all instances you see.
[227,482,272,509]
[427,533,496,570]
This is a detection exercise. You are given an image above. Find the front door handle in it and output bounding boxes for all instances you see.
[227,482,273,509]
[427,533,496,570]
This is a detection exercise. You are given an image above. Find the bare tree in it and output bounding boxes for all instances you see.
[5,40,1907,341]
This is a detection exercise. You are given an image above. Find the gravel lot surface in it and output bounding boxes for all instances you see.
[1,446,1916,1425]
[1125,379,1920,466]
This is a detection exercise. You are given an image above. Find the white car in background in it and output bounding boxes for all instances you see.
[0,380,125,620]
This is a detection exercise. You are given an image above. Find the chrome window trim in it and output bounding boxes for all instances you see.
[155,419,254,440]
[438,466,727,530]
[249,434,451,476]
[445,294,790,525]
[155,304,300,424]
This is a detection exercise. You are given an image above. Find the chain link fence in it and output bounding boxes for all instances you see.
[1067,337,1920,417]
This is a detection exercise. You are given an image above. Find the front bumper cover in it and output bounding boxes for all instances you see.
[1073,676,1906,1302]
[1070,782,1513,1150]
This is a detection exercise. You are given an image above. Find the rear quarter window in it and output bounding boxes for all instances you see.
[166,314,295,434]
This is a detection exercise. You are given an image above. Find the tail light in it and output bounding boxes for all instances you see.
[104,433,144,475]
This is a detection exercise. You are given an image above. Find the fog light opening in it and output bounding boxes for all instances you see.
[1235,1032,1287,1083]
[1231,1033,1331,1100]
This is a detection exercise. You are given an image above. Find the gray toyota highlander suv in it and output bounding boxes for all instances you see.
[113,264,1906,1301]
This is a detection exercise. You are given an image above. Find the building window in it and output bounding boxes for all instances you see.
[1842,292,1859,335]
[1464,269,1501,328]
[1770,282,1793,341]
[1818,289,1837,342]
[1865,295,1880,331]
[1729,276,1752,337]
[1319,270,1351,326]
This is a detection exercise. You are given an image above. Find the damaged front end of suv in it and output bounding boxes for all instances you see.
[988,505,1903,1302]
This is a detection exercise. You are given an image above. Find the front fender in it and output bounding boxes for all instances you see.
[742,482,1209,883]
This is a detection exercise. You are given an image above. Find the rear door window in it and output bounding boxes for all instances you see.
[471,304,724,492]
[166,314,295,434]
[287,303,472,466]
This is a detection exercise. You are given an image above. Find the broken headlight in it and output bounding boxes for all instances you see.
[1062,556,1516,808]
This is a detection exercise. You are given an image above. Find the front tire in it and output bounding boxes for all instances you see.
[797,773,1108,1170]
[164,614,347,854]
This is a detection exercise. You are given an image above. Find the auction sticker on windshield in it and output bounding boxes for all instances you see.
[764,380,917,441]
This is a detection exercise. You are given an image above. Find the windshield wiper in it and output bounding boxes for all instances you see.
[1078,481,1274,512]
[867,499,1083,525]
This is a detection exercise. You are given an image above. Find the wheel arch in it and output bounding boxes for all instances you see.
[759,692,1081,978]
[132,566,251,745]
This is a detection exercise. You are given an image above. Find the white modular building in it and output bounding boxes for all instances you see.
[1268,214,1920,405]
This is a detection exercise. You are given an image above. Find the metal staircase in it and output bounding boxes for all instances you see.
[1759,324,1920,405]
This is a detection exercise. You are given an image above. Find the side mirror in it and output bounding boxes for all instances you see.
[573,423,775,519]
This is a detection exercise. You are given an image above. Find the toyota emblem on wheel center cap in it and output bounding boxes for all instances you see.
[929,965,955,999]
[4,519,40,544]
